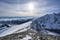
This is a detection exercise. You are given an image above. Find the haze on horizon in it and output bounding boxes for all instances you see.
[0,0,60,17]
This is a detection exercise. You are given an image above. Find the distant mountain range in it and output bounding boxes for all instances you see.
[0,16,33,19]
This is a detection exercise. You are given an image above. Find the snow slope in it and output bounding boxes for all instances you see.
[0,21,32,37]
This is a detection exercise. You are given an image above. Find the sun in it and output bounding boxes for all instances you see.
[27,2,35,11]
[27,2,36,16]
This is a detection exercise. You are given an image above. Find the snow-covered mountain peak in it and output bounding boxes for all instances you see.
[31,13,60,36]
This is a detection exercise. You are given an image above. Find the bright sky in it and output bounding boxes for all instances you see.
[0,0,60,16]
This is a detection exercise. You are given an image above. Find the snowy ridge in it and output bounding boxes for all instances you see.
[0,21,32,37]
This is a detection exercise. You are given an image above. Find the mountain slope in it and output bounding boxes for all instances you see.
[31,13,60,36]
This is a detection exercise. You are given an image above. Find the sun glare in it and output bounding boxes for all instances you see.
[28,2,35,11]
[26,2,36,16]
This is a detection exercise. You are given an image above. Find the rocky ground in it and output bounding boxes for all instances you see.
[0,28,60,40]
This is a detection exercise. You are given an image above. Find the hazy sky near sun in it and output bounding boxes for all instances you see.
[0,0,60,16]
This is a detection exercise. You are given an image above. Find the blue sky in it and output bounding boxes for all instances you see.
[0,0,60,16]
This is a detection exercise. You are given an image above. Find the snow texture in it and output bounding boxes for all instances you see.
[0,21,32,37]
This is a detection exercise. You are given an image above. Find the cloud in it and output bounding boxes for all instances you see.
[0,0,60,16]
[0,0,31,4]
[34,0,60,15]
[0,1,36,16]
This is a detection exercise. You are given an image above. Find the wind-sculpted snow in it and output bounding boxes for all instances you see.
[31,13,60,36]
[0,21,32,37]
